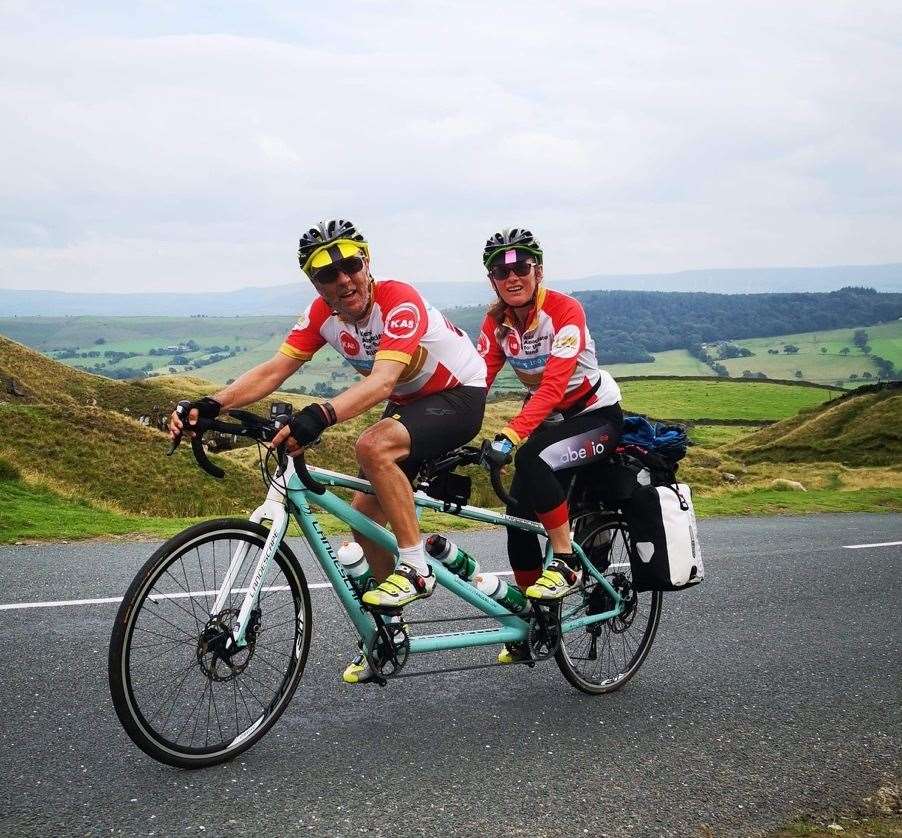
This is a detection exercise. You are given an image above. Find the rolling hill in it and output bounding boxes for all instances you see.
[727,381,902,467]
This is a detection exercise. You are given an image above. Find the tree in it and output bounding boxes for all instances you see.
[794,370,804,379]
[783,344,800,354]
[94,337,106,345]
[840,347,850,356]
[852,329,869,351]
[849,373,859,381]
[741,370,754,378]
[861,371,873,380]
[820,347,828,354]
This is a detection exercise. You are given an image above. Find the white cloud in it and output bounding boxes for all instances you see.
[0,1,900,292]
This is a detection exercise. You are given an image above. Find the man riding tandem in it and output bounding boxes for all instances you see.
[171,219,487,683]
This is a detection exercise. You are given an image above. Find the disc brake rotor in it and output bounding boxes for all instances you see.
[196,607,257,682]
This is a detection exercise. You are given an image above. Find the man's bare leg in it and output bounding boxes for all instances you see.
[353,418,422,574]
[349,491,395,582]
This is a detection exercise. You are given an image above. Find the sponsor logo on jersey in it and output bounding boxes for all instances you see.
[292,311,309,331]
[477,332,490,357]
[550,324,580,359]
[505,331,521,356]
[339,330,361,356]
[384,303,421,339]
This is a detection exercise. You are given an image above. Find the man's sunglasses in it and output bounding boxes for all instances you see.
[489,261,536,281]
[312,255,365,284]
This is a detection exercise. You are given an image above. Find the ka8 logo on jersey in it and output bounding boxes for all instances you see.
[385,303,421,339]
[339,330,361,356]
[505,331,521,356]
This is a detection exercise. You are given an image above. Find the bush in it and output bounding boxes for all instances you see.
[0,457,21,481]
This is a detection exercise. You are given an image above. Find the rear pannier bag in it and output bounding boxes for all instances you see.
[625,483,704,592]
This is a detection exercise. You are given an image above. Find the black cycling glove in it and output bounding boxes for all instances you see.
[288,404,334,447]
[189,396,222,419]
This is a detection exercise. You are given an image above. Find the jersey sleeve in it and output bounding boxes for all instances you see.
[503,299,587,443]
[374,281,429,364]
[476,315,507,390]
[279,298,329,361]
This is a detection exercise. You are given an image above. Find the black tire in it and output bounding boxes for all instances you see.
[555,514,662,695]
[108,519,311,769]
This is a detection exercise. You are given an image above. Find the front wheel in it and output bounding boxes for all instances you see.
[555,514,662,694]
[108,519,312,768]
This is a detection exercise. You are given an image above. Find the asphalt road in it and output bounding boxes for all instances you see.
[0,513,899,837]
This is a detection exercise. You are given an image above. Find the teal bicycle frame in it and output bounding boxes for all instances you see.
[224,455,626,661]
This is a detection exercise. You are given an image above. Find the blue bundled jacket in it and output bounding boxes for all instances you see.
[620,415,689,462]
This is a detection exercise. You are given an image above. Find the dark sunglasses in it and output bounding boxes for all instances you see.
[312,255,365,284]
[489,261,535,281]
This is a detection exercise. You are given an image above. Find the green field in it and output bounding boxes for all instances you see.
[719,321,901,386]
[3,315,899,390]
[604,349,713,378]
[619,379,836,421]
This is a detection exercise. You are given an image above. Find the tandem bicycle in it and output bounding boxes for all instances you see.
[108,402,662,768]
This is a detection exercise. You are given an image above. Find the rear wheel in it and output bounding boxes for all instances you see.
[555,514,662,694]
[108,519,311,768]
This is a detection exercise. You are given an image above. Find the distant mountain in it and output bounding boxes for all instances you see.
[1,263,899,316]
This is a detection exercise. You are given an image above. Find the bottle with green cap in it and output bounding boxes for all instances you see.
[474,573,530,615]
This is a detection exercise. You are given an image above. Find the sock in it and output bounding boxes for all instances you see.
[398,542,429,576]
[513,568,542,589]
[553,551,580,572]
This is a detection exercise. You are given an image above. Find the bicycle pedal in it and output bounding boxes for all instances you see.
[369,605,403,617]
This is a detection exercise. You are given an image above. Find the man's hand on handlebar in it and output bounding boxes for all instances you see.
[168,397,222,441]
[270,403,334,457]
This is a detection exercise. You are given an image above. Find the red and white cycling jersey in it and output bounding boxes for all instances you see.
[280,279,486,404]
[477,286,621,442]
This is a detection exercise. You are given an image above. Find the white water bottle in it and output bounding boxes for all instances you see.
[336,541,372,593]
[474,573,530,615]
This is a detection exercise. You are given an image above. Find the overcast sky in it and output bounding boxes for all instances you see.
[1,1,900,293]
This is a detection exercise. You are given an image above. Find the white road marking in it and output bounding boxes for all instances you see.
[842,541,902,550]
[0,572,515,612]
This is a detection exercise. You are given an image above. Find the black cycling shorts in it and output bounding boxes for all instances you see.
[381,385,487,480]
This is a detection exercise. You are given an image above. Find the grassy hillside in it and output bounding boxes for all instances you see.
[727,382,902,466]
[1,334,897,542]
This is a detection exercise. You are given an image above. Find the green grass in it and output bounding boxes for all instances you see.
[694,487,902,517]
[0,477,206,543]
[729,385,902,466]
[619,378,835,421]
[687,424,759,448]
[605,349,714,378]
[0,474,490,544]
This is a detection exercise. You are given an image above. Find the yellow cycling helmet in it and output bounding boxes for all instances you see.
[298,219,370,276]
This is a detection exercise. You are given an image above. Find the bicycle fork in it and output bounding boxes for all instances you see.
[211,483,292,649]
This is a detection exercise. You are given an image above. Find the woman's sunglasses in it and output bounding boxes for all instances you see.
[489,261,536,281]
[312,255,365,284]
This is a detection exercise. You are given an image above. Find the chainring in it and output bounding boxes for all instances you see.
[364,620,410,678]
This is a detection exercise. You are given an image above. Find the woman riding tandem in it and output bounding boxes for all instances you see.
[477,228,623,662]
